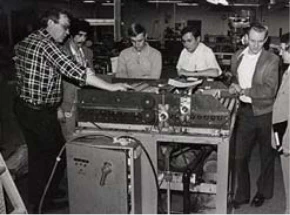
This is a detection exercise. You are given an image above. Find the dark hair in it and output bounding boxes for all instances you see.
[281,32,290,44]
[40,8,71,28]
[181,26,201,38]
[128,23,146,37]
[248,22,269,39]
[70,19,91,37]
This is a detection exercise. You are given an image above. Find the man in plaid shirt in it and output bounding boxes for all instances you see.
[13,8,130,213]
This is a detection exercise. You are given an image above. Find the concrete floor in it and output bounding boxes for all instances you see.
[0,77,287,214]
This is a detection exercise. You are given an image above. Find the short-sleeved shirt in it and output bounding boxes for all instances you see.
[116,43,162,79]
[14,28,87,106]
[176,42,222,75]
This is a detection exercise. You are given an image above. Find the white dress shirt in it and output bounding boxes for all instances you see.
[237,47,261,103]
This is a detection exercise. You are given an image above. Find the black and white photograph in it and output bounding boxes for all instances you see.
[0,0,289,214]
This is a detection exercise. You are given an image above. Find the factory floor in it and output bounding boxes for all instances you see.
[0,77,286,214]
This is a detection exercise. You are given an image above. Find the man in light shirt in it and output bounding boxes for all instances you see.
[229,22,279,209]
[176,26,222,78]
[116,23,162,79]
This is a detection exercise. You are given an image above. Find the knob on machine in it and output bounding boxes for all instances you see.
[141,110,156,124]
[141,95,156,109]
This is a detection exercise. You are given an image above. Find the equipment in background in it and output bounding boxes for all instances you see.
[77,79,236,135]
[66,136,142,214]
[0,152,27,214]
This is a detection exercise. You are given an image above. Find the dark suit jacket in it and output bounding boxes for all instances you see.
[231,48,279,116]
[61,39,94,112]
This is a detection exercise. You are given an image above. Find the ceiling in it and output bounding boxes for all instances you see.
[31,0,290,9]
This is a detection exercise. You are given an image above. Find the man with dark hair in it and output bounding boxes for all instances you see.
[67,19,93,68]
[176,26,222,77]
[116,23,162,79]
[13,8,130,213]
[60,18,94,139]
[272,32,290,214]
[229,22,279,209]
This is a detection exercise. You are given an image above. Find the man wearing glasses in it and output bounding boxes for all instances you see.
[13,8,131,213]
[116,23,162,79]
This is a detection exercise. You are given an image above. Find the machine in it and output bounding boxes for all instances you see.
[69,78,238,213]
[66,135,142,214]
[77,78,236,134]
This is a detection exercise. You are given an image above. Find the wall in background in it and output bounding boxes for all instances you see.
[261,8,289,37]
[122,2,289,40]
[0,0,289,45]
[122,3,231,40]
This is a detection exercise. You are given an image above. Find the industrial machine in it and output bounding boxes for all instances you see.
[66,135,142,214]
[70,78,238,214]
[77,78,236,135]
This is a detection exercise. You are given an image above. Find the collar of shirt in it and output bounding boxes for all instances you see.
[38,28,54,42]
[240,47,262,59]
[69,40,87,67]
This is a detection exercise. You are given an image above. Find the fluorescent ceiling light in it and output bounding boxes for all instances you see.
[177,3,199,6]
[85,18,115,26]
[102,2,124,6]
[83,0,95,3]
[148,0,182,3]
[206,0,229,6]
[232,3,259,7]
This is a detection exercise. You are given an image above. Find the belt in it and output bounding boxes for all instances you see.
[16,98,59,111]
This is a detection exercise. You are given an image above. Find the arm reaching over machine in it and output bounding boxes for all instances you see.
[86,68,132,91]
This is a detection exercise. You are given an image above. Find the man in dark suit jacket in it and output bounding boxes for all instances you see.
[229,22,279,209]
[60,19,94,138]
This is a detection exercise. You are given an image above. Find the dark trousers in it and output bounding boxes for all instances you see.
[14,99,66,206]
[234,102,275,202]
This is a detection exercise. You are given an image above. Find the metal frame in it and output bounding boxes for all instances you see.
[75,116,236,214]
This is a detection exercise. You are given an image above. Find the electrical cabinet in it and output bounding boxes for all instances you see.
[66,136,142,214]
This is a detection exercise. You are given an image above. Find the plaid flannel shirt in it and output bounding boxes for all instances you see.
[14,28,87,106]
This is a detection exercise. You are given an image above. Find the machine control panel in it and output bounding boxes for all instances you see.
[77,80,236,132]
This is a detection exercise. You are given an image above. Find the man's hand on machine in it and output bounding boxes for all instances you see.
[229,83,242,95]
[109,83,133,92]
